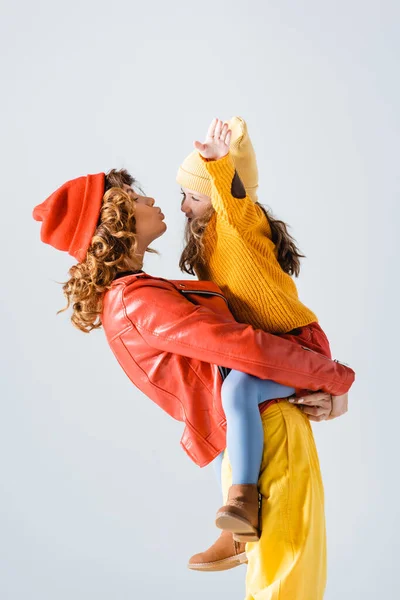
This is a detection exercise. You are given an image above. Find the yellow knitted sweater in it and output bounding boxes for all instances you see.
[195,153,317,334]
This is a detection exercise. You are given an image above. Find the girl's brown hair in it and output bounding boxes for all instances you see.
[60,169,155,333]
[179,203,304,278]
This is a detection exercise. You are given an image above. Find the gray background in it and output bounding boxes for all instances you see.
[1,0,399,598]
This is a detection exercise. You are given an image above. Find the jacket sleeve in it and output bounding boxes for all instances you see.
[122,284,355,396]
[202,153,272,236]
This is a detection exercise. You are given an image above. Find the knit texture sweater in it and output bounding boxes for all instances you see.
[194,153,317,334]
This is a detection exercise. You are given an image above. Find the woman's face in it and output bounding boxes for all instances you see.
[180,187,212,221]
[123,184,167,244]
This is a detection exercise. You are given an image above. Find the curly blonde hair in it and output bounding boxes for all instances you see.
[179,203,304,278]
[60,169,155,333]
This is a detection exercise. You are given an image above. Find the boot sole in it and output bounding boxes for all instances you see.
[215,512,260,542]
[187,552,248,572]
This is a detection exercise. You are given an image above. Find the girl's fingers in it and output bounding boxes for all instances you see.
[194,140,206,152]
[207,118,218,140]
[214,119,222,138]
[220,122,229,139]
[225,129,232,147]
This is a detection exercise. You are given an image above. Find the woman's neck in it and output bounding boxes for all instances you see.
[123,256,143,271]
[124,236,149,270]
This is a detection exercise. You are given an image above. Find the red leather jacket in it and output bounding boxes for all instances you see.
[102,272,355,467]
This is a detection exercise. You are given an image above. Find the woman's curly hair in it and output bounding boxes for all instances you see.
[179,203,304,278]
[60,169,155,333]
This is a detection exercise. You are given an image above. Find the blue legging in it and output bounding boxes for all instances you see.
[213,370,295,486]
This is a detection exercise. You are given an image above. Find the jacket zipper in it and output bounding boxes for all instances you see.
[129,274,229,306]
[179,288,229,306]
[301,346,350,367]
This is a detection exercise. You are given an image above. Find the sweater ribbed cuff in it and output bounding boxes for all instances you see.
[201,152,236,177]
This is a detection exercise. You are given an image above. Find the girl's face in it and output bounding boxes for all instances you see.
[181,187,212,221]
[123,184,167,244]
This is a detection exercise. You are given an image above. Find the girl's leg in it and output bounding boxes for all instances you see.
[212,451,225,489]
[221,370,294,485]
[216,371,294,542]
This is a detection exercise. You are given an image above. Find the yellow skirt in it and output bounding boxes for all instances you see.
[221,400,327,600]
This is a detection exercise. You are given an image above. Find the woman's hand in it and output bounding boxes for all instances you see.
[328,393,348,420]
[194,118,232,161]
[289,392,349,422]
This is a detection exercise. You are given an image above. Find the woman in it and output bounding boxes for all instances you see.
[33,167,354,599]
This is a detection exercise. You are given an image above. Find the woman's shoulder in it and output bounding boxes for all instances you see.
[111,271,221,292]
[108,272,177,301]
[102,272,180,333]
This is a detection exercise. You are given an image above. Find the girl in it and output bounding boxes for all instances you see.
[177,117,337,543]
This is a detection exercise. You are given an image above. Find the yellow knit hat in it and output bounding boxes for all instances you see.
[176,116,259,202]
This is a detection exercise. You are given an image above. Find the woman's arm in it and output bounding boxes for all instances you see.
[121,283,355,397]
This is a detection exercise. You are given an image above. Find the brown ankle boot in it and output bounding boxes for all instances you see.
[188,531,247,572]
[215,484,261,542]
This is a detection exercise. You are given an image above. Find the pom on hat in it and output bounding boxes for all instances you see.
[176,116,259,202]
[33,173,105,262]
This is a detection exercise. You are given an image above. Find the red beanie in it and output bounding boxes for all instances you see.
[33,173,106,262]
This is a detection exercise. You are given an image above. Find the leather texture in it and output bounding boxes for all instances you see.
[102,272,355,467]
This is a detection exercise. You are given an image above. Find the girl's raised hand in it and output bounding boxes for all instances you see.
[194,118,232,161]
